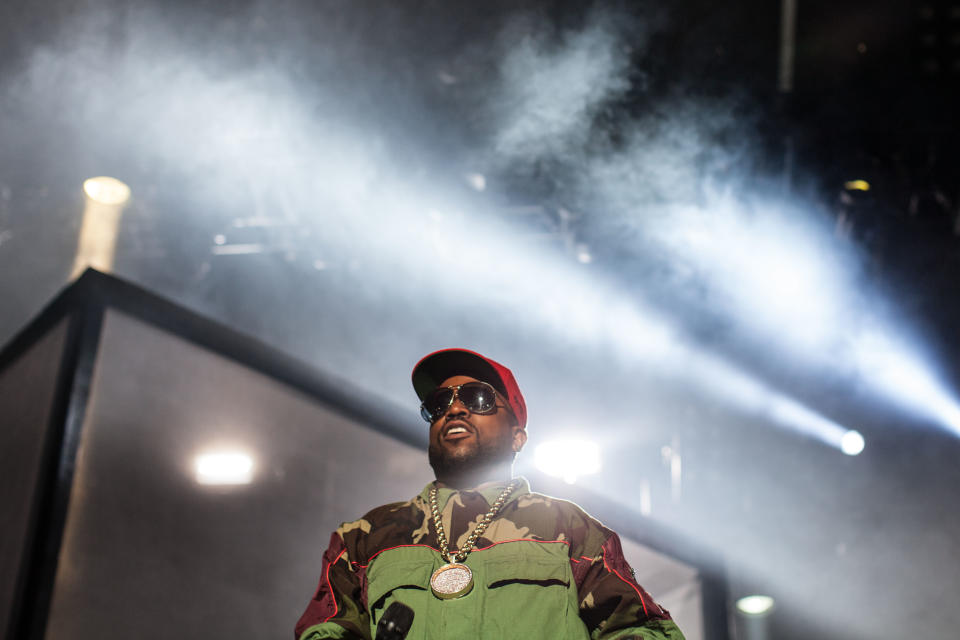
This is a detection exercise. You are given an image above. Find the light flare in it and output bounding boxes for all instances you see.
[72,176,132,279]
[736,595,775,616]
[534,438,602,484]
[194,450,255,485]
[841,431,865,456]
[853,330,960,436]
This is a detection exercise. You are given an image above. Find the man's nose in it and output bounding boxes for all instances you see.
[446,395,470,417]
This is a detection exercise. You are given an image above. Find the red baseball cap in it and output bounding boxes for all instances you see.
[412,348,527,429]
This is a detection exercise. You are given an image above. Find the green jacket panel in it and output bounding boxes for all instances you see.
[365,542,590,640]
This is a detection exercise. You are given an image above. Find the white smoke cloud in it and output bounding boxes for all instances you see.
[1,0,954,439]
[491,13,633,160]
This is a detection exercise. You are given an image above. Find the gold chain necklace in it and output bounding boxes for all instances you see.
[428,479,519,599]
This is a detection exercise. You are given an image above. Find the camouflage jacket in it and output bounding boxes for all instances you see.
[295,478,685,640]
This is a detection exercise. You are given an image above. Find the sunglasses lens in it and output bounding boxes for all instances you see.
[459,382,497,413]
[420,382,499,422]
[422,387,455,422]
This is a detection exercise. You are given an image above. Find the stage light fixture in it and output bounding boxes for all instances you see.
[194,450,255,485]
[72,176,132,278]
[843,179,870,192]
[534,438,601,484]
[841,430,865,456]
[736,595,775,616]
[83,176,131,205]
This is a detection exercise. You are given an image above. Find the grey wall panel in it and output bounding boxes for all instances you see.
[0,320,68,636]
[44,310,433,640]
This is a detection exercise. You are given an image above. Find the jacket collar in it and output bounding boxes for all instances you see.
[419,476,530,512]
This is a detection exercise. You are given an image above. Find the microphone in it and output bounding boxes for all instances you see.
[375,602,415,640]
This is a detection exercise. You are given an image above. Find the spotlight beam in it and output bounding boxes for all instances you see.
[853,330,960,437]
[405,207,861,454]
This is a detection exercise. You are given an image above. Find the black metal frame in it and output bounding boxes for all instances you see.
[6,300,104,640]
[0,268,728,640]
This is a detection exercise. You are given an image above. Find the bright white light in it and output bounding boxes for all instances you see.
[736,595,775,616]
[82,176,131,205]
[194,451,255,485]
[211,243,265,256]
[853,330,960,437]
[767,394,852,451]
[466,173,486,191]
[72,177,131,279]
[689,351,857,453]
[649,197,848,351]
[841,430,865,456]
[413,214,858,454]
[534,439,601,484]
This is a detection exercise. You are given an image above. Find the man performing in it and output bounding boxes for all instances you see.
[295,348,685,640]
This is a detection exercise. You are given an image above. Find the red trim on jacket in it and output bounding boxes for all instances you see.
[601,535,649,617]
[294,533,349,638]
[323,547,348,622]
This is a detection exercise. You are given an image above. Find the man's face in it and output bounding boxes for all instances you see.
[427,375,527,480]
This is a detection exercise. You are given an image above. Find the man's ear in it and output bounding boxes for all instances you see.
[512,427,527,453]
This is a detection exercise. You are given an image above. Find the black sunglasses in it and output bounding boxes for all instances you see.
[420,381,501,423]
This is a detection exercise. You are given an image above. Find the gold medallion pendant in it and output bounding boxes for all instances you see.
[427,480,519,601]
[430,563,474,599]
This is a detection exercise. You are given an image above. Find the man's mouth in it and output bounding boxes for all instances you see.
[443,422,474,441]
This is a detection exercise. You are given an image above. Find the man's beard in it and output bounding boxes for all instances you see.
[428,437,515,482]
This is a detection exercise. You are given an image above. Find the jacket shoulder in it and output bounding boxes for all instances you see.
[335,498,419,536]
[510,491,613,555]
[334,497,429,563]
[521,491,611,527]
